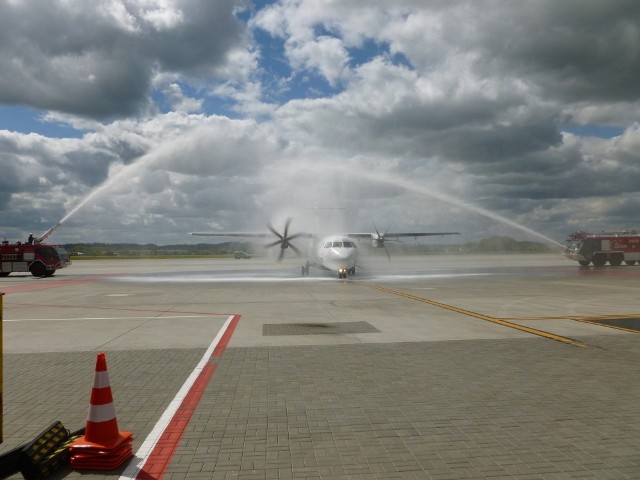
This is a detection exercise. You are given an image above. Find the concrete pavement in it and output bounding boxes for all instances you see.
[1,254,639,479]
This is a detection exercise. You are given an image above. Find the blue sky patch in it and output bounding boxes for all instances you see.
[0,106,84,138]
[562,124,624,139]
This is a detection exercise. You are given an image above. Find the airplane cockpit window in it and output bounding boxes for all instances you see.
[333,242,343,248]
[324,242,332,248]
[344,241,355,248]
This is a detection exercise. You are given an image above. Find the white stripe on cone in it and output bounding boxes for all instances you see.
[88,402,117,423]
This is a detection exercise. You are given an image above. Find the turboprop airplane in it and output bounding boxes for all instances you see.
[191,218,459,279]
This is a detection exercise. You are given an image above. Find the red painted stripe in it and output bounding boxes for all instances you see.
[212,314,241,358]
[135,363,217,480]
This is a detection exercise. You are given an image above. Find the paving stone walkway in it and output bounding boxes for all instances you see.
[3,335,639,479]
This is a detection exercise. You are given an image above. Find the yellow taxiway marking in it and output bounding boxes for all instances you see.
[357,282,587,347]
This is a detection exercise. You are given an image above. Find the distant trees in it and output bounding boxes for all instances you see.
[64,242,254,257]
[64,236,552,257]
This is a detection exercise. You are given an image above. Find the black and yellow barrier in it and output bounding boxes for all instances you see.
[0,421,84,480]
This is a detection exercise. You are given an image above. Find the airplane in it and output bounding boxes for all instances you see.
[191,218,460,279]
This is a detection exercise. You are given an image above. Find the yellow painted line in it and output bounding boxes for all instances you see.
[357,282,587,348]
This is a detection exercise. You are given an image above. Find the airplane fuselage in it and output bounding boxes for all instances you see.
[310,235,358,278]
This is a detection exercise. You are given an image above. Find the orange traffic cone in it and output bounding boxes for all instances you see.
[69,352,133,470]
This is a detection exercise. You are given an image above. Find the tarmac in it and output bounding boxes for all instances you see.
[1,253,640,479]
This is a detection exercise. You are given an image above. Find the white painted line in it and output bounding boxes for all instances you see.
[118,314,234,480]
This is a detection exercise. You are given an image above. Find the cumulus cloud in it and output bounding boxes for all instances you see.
[0,0,246,118]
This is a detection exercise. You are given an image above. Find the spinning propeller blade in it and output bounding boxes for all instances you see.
[373,222,393,261]
[265,217,302,261]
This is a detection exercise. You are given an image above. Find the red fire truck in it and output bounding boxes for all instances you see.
[0,240,71,277]
[563,231,640,266]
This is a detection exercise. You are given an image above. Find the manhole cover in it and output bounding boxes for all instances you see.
[263,321,379,336]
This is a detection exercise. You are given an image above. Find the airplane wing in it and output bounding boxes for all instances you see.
[190,232,314,238]
[345,230,460,260]
[346,232,460,239]
[191,232,274,238]
[191,218,314,262]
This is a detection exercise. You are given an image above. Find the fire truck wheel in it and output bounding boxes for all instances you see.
[610,254,623,266]
[625,260,637,266]
[578,260,590,266]
[0,272,10,277]
[45,270,56,277]
[29,262,47,277]
[592,254,606,267]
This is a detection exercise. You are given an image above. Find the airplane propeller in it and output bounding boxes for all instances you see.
[265,217,303,262]
[373,222,396,261]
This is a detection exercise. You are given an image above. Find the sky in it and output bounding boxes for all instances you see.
[1,0,639,247]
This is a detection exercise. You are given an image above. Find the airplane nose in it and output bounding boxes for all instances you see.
[334,249,353,260]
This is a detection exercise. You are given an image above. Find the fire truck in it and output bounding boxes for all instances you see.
[0,240,71,277]
[563,231,640,266]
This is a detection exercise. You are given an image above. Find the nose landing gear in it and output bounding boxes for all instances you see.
[337,267,355,279]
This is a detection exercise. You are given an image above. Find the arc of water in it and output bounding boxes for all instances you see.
[359,170,564,248]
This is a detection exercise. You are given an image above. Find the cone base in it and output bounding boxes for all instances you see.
[70,438,133,471]
[70,450,132,470]
[70,431,133,451]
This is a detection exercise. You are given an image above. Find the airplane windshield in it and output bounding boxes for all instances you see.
[324,240,356,248]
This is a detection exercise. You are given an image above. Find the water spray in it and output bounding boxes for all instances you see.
[302,164,565,249]
[361,171,565,248]
[37,143,162,242]
[36,221,62,244]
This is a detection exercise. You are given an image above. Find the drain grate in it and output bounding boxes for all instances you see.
[263,321,380,336]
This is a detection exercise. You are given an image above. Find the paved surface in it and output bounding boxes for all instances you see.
[1,254,640,479]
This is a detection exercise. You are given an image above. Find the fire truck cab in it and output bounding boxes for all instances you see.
[0,240,71,277]
[563,231,640,266]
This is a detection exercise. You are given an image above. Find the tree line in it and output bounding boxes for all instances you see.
[64,236,553,258]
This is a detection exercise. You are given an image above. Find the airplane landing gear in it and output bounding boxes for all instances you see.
[337,268,351,279]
